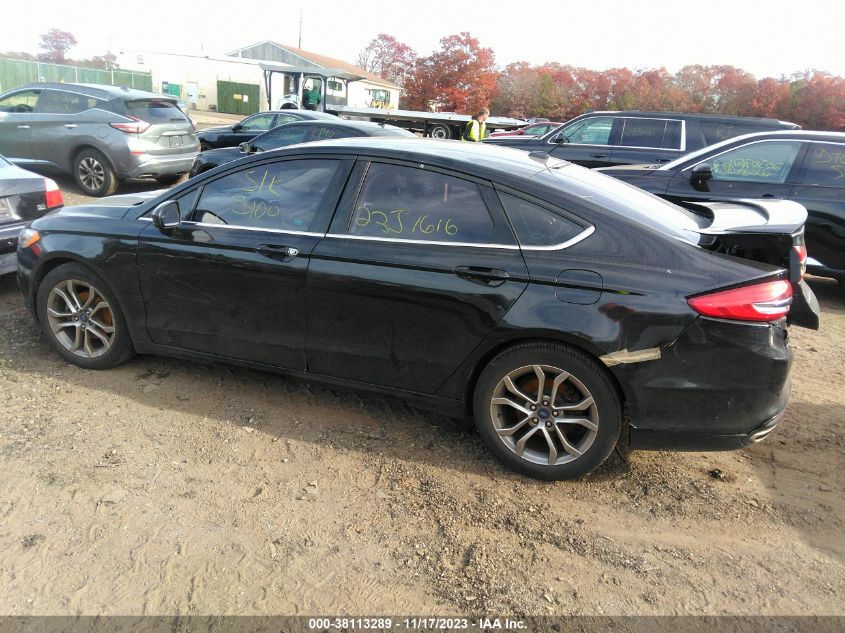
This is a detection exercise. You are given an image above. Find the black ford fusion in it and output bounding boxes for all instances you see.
[17,139,817,480]
[599,130,845,284]
[189,120,415,178]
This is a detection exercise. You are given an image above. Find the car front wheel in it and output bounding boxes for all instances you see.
[37,263,134,369]
[473,343,621,480]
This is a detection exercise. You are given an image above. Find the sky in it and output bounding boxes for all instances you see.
[2,0,844,79]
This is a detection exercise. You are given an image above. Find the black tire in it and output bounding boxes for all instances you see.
[36,263,134,370]
[429,123,451,139]
[73,148,119,197]
[473,342,621,480]
[155,174,184,186]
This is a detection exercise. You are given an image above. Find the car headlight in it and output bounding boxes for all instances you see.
[18,228,40,249]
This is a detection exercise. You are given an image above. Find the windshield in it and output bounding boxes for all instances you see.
[536,161,707,244]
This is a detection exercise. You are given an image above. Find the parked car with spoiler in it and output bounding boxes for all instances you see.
[483,110,799,169]
[599,130,845,285]
[197,109,338,151]
[0,82,198,196]
[17,139,818,480]
[0,155,63,274]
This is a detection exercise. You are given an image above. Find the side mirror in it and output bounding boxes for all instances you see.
[151,200,181,230]
[232,123,243,132]
[551,133,565,144]
[690,163,713,191]
[239,141,251,153]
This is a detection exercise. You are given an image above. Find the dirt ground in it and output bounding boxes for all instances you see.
[0,269,842,616]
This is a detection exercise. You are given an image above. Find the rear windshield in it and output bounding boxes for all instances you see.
[535,161,708,244]
[123,99,187,123]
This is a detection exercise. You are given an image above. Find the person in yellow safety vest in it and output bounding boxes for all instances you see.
[462,107,489,141]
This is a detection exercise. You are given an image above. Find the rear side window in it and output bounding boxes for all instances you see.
[499,193,583,247]
[700,121,766,146]
[124,99,187,123]
[191,159,341,231]
[798,143,845,188]
[619,118,682,149]
[39,90,100,114]
[709,141,802,184]
[349,162,495,244]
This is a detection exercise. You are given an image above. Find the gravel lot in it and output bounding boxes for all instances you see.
[0,119,843,615]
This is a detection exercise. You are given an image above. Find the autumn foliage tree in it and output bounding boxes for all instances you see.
[402,32,498,113]
[356,34,417,87]
[38,28,77,63]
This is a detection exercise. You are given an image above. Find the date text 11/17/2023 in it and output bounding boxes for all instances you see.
[306,617,527,630]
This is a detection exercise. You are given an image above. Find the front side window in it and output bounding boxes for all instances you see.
[499,193,584,247]
[0,90,41,113]
[559,116,614,145]
[239,113,276,131]
[619,118,682,149]
[709,141,802,184]
[798,143,845,188]
[191,159,341,231]
[313,125,354,140]
[252,125,311,151]
[348,163,495,244]
[39,91,100,114]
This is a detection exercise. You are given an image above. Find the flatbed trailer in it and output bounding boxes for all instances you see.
[328,105,525,139]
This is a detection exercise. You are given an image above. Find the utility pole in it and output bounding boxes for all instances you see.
[298,10,303,49]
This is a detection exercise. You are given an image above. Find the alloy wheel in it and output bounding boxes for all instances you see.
[45,279,115,358]
[489,364,599,466]
[78,157,105,192]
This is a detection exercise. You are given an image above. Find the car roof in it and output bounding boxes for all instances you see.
[279,119,413,134]
[12,82,174,102]
[579,110,798,127]
[270,109,337,119]
[260,137,550,181]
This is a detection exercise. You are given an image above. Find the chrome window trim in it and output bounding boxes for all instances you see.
[681,138,805,172]
[326,224,595,251]
[137,216,323,237]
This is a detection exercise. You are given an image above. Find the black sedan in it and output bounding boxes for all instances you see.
[189,120,415,177]
[0,155,62,274]
[197,110,338,150]
[17,140,813,480]
[599,130,845,284]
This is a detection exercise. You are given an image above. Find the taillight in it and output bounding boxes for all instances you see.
[688,280,792,322]
[110,115,151,134]
[44,178,63,209]
[793,244,807,279]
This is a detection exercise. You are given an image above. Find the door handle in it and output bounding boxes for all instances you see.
[64,124,78,129]
[655,158,671,163]
[590,153,608,159]
[16,125,30,129]
[257,244,299,259]
[453,266,510,287]
[761,194,778,199]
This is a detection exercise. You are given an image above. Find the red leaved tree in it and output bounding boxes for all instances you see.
[38,28,77,64]
[403,32,498,114]
[356,34,417,87]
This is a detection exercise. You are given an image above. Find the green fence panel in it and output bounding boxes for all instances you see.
[0,58,153,94]
[0,58,39,92]
[216,80,260,115]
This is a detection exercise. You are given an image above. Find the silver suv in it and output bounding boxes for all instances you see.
[0,83,199,196]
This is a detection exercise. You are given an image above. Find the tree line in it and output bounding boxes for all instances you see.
[357,32,845,131]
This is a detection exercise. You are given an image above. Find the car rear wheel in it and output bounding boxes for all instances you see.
[473,343,621,480]
[73,149,118,197]
[37,263,134,369]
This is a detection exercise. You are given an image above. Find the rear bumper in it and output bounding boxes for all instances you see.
[613,316,792,441]
[630,408,785,450]
[123,153,197,179]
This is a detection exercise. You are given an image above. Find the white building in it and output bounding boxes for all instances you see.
[227,41,401,110]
